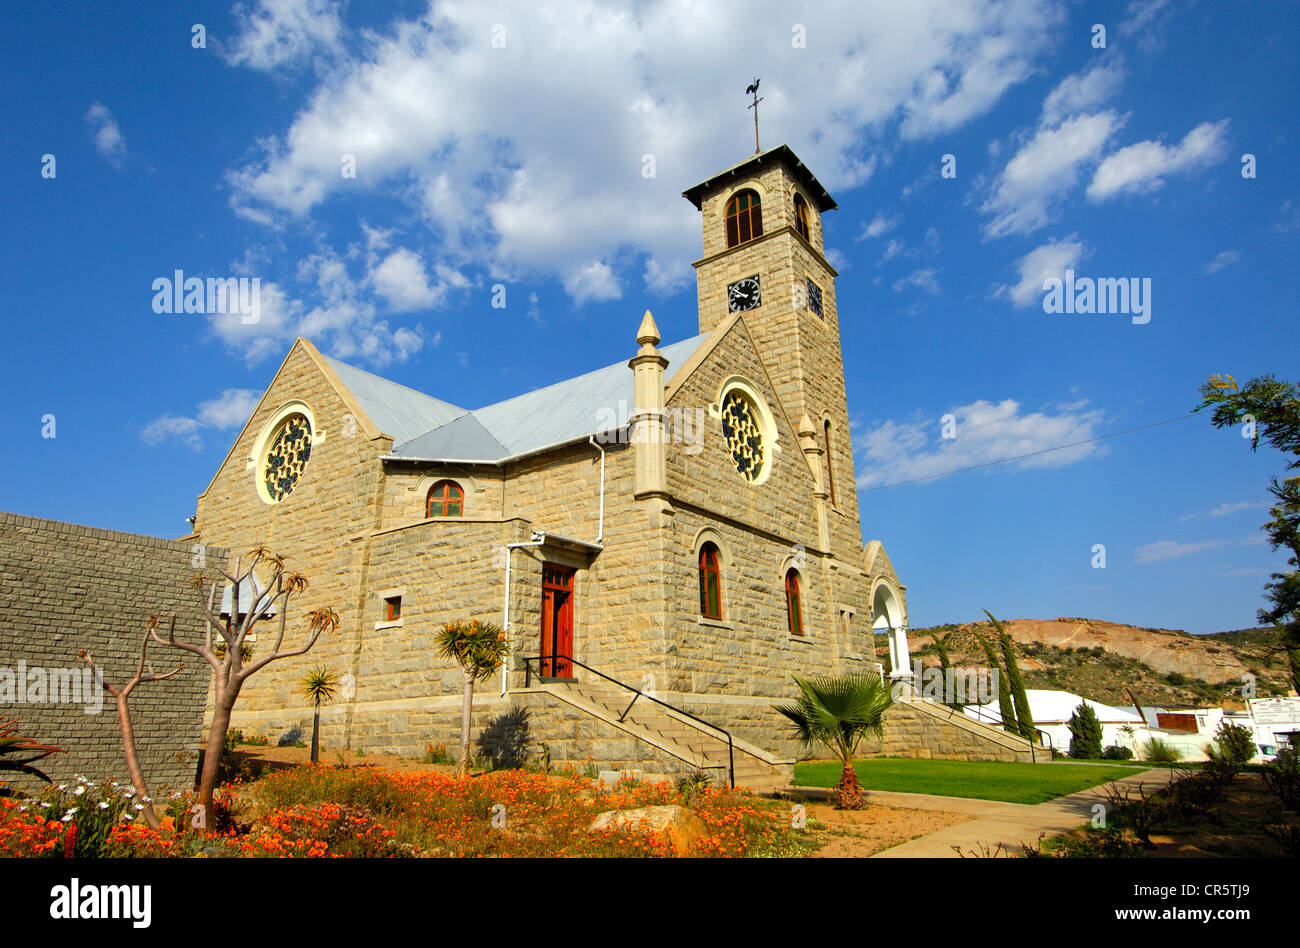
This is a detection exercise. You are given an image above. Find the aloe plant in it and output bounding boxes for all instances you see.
[0,718,64,785]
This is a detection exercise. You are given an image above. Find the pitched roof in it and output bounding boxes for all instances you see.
[320,353,466,445]
[682,144,837,212]
[326,332,711,464]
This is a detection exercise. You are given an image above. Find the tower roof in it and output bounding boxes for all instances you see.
[681,144,837,212]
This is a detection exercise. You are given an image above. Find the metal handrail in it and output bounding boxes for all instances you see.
[522,655,735,788]
[956,701,1054,759]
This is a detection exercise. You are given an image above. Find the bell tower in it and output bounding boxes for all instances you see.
[682,145,862,535]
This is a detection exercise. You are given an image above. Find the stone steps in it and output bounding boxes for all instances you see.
[536,678,793,791]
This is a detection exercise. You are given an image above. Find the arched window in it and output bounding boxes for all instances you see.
[793,193,810,241]
[785,569,804,636]
[725,189,763,248]
[823,419,836,506]
[698,542,723,619]
[426,480,464,517]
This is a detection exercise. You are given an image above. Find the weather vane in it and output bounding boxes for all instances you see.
[746,78,763,153]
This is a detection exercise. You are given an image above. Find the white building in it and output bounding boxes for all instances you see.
[965,689,1147,757]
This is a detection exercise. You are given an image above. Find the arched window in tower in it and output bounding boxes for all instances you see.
[793,193,810,241]
[426,480,464,518]
[698,542,723,619]
[725,189,763,248]
[823,419,836,506]
[785,569,804,636]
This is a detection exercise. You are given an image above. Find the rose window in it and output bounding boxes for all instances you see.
[721,391,764,482]
[263,413,312,502]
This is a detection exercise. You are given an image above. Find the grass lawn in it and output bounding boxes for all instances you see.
[794,757,1149,805]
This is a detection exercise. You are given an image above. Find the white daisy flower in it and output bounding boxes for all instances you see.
[98,802,109,810]
[73,786,85,796]
[62,810,76,822]
[133,803,144,811]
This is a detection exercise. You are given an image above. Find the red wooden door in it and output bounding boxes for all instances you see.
[540,565,575,678]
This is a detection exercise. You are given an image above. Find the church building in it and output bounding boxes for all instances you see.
[191,145,916,787]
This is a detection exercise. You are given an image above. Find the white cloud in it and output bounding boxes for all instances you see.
[140,415,202,451]
[370,248,442,312]
[563,261,622,305]
[141,388,262,450]
[1135,539,1229,565]
[1041,60,1125,125]
[982,111,1122,237]
[224,0,1061,302]
[858,214,898,241]
[892,268,940,295]
[224,0,344,71]
[1087,120,1229,201]
[1120,0,1174,53]
[208,254,429,367]
[1201,250,1241,275]
[994,237,1088,308]
[854,397,1105,489]
[1179,500,1267,522]
[85,102,126,165]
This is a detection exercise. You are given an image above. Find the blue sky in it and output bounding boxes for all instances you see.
[2,0,1296,635]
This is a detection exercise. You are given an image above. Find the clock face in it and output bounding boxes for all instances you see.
[727,275,761,312]
[807,278,823,318]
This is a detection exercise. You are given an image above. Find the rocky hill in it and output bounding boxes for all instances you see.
[908,618,1294,710]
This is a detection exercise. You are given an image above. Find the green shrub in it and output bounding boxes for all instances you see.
[1141,737,1182,762]
[1103,744,1135,761]
[1212,720,1256,766]
[1263,745,1300,812]
[1067,702,1104,759]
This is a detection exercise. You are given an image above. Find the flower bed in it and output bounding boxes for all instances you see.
[0,766,811,858]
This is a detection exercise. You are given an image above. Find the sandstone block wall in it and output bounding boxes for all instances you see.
[0,512,223,793]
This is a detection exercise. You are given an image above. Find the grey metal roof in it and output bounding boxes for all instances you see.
[397,411,508,461]
[378,332,711,464]
[321,354,466,444]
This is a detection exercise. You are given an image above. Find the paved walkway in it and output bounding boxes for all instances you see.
[864,767,1175,857]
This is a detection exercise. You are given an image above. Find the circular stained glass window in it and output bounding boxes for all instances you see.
[721,390,765,482]
[262,413,312,502]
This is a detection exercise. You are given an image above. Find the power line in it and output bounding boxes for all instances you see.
[861,411,1199,492]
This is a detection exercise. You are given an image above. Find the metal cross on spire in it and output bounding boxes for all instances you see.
[745,78,763,153]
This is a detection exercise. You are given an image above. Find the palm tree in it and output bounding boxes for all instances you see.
[435,619,510,776]
[773,671,893,809]
[299,666,339,764]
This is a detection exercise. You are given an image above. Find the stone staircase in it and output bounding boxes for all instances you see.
[527,675,794,791]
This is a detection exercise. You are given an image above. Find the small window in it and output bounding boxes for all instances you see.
[698,542,722,620]
[384,595,402,622]
[785,570,804,636]
[793,193,810,241]
[725,189,763,248]
[426,480,464,517]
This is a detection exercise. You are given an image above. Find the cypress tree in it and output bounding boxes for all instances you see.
[979,635,1016,732]
[1067,701,1104,759]
[987,610,1036,741]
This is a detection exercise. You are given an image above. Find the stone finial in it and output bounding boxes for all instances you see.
[636,309,661,347]
[797,413,816,440]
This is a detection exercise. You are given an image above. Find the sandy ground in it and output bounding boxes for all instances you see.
[804,800,972,857]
